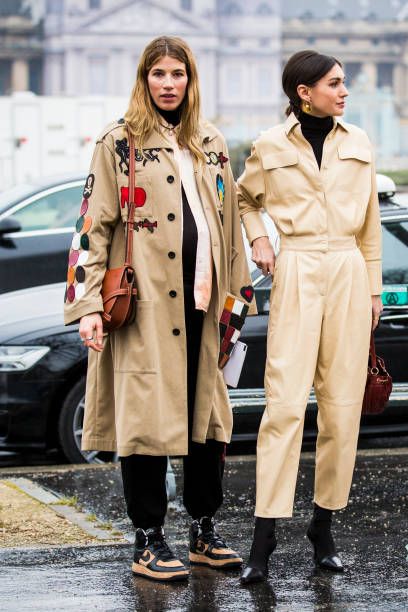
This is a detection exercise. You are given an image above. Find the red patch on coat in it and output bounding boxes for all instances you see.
[120,186,147,209]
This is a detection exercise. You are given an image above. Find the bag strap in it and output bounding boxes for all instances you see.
[369,330,377,367]
[125,128,136,267]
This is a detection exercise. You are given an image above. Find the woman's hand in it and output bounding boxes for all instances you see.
[371,295,383,331]
[79,313,104,352]
[251,236,275,276]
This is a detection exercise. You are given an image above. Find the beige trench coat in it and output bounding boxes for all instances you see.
[64,119,255,456]
[237,112,382,295]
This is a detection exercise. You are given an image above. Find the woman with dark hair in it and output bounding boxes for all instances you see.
[237,50,382,583]
[64,36,255,582]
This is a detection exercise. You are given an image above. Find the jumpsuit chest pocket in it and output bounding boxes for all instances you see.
[337,145,371,194]
[262,150,299,199]
[337,145,371,164]
[118,175,155,222]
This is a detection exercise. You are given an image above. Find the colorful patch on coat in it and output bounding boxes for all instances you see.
[218,295,249,368]
[206,151,229,169]
[83,174,95,198]
[120,186,147,209]
[134,218,158,233]
[240,285,254,303]
[216,174,225,204]
[65,200,94,303]
[115,138,171,174]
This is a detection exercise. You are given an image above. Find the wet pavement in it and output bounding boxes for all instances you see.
[0,449,407,611]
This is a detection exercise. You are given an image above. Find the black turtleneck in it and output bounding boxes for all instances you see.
[299,111,333,169]
[154,104,182,127]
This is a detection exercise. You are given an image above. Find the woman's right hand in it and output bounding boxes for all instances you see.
[252,236,275,276]
[79,313,104,352]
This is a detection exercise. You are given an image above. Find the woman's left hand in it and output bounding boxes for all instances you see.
[371,295,383,331]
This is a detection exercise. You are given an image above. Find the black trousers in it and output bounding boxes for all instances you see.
[120,283,226,529]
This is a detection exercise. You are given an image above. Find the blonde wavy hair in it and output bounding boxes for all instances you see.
[124,36,204,161]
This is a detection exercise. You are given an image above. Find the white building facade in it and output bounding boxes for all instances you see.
[43,0,282,141]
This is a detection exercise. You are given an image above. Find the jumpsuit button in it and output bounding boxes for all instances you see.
[172,328,180,336]
[169,290,177,298]
[168,251,176,259]
[167,213,175,221]
[167,175,175,184]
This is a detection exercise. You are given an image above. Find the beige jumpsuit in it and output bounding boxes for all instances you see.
[237,113,382,517]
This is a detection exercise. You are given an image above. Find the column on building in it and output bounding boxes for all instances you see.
[11,58,29,92]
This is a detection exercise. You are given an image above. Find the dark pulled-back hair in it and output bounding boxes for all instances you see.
[282,50,342,116]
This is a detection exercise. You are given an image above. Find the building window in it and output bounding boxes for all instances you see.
[181,0,192,9]
[378,63,393,89]
[345,62,362,86]
[29,58,42,94]
[256,3,272,15]
[89,56,108,94]
[221,3,242,16]
[0,60,11,95]
[259,66,273,98]
[46,0,64,13]
[89,0,101,9]
[228,65,243,98]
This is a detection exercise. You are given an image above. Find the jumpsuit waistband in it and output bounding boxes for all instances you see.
[279,235,357,252]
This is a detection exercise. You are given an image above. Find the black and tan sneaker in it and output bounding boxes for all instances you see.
[132,526,189,582]
[189,516,243,569]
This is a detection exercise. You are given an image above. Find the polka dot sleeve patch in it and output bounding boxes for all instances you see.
[65,197,93,303]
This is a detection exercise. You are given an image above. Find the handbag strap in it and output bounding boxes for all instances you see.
[369,330,377,367]
[125,128,136,266]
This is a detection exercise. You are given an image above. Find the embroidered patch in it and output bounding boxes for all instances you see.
[216,174,225,204]
[69,250,79,267]
[115,138,170,174]
[120,186,147,209]
[240,285,254,303]
[80,234,90,250]
[83,174,95,198]
[218,295,249,368]
[76,216,84,232]
[80,199,89,215]
[67,267,75,284]
[206,151,229,169]
[134,218,158,233]
[65,196,94,303]
[75,266,86,283]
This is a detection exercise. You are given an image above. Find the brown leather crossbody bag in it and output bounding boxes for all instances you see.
[101,129,137,332]
[362,331,392,415]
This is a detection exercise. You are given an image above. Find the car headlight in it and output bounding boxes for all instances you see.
[0,346,50,372]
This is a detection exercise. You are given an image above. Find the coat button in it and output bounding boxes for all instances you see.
[167,175,174,184]
[169,290,177,298]
[172,328,180,336]
[167,213,175,221]
[168,251,176,259]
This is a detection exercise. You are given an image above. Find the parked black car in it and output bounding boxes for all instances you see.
[0,175,85,294]
[0,198,407,463]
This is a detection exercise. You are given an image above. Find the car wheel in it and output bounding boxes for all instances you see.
[58,377,118,464]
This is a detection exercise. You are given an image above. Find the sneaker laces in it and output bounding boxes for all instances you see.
[151,535,175,561]
[202,527,227,548]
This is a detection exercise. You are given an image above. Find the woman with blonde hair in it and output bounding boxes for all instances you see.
[64,36,255,582]
[238,50,382,583]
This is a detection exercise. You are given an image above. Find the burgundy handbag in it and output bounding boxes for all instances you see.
[362,331,392,415]
[101,128,137,332]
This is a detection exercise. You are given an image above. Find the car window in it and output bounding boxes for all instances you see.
[382,220,408,284]
[12,185,83,231]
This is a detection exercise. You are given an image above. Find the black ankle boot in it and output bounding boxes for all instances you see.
[240,518,277,584]
[307,504,343,572]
